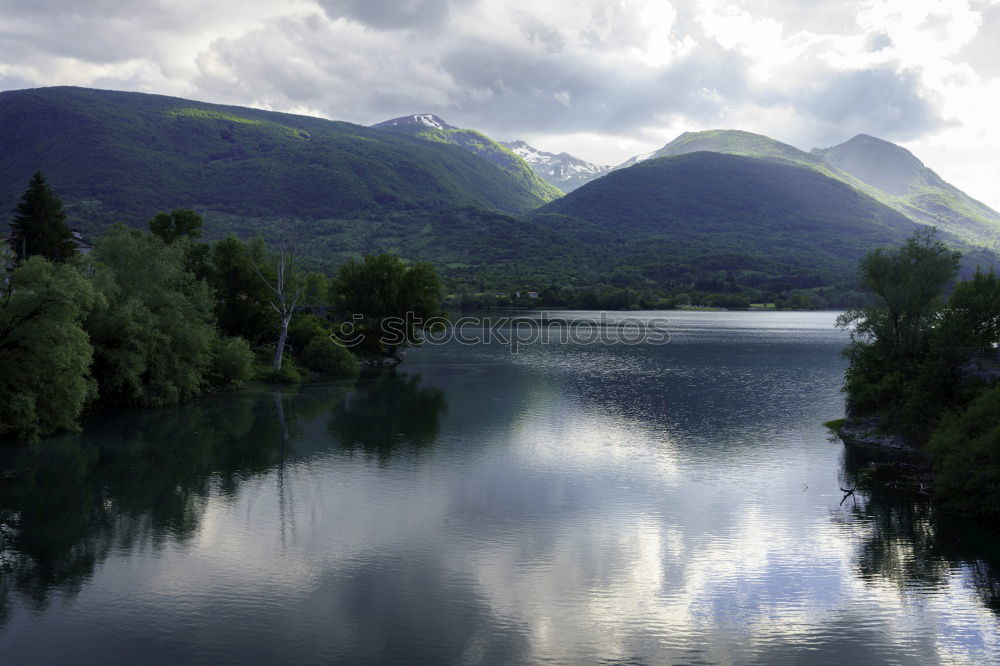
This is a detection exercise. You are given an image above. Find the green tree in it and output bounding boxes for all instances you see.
[0,257,96,442]
[935,269,1000,353]
[927,386,1000,516]
[149,209,204,244]
[85,226,218,407]
[840,229,961,363]
[334,254,443,360]
[208,236,279,345]
[9,171,76,263]
[837,229,961,423]
[208,336,255,388]
[301,335,358,378]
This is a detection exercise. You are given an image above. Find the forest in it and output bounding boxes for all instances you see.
[1,172,443,443]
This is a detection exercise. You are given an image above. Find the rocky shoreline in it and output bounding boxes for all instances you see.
[829,417,934,496]
[832,416,915,452]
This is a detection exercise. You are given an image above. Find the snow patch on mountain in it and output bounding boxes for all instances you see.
[502,140,612,192]
[374,114,457,131]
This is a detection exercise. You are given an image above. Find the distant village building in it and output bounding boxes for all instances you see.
[70,230,93,255]
[0,229,93,257]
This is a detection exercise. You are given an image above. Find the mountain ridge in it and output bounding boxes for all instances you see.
[561,128,1000,248]
[0,86,557,229]
[370,114,562,203]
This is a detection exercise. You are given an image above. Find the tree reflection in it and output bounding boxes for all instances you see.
[0,385,346,623]
[838,445,1000,615]
[328,372,447,462]
[0,373,448,624]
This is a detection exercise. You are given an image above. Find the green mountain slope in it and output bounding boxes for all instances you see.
[656,129,820,164]
[813,134,1000,248]
[612,128,1000,248]
[0,87,557,230]
[372,114,562,203]
[532,151,923,286]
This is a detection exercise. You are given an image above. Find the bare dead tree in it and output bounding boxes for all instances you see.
[250,239,303,372]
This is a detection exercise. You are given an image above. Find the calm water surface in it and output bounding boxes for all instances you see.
[3,311,1000,664]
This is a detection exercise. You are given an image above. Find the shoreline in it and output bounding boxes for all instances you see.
[827,417,935,497]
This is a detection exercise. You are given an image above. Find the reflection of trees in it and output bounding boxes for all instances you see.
[838,446,1000,615]
[328,372,447,462]
[0,373,445,624]
[0,386,344,624]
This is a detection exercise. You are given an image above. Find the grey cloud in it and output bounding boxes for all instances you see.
[864,31,892,52]
[438,38,749,135]
[794,67,945,144]
[318,0,473,30]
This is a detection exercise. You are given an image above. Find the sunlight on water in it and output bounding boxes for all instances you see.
[2,311,999,664]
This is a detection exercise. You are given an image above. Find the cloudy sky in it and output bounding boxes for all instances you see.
[1,0,998,208]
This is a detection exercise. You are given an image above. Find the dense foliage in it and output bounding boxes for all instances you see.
[838,230,1000,515]
[0,257,96,441]
[334,254,444,359]
[85,226,223,407]
[1,186,413,443]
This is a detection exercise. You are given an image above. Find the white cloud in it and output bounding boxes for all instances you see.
[0,0,998,208]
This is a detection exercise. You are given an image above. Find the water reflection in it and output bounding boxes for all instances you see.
[330,372,447,461]
[838,445,1000,618]
[3,313,1000,663]
[0,373,447,626]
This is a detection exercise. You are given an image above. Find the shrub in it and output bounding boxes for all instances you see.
[287,314,329,352]
[262,360,303,385]
[301,336,359,378]
[210,336,254,388]
[927,385,1000,516]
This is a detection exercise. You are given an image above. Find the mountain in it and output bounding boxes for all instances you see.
[500,140,611,192]
[0,87,559,232]
[609,129,1000,248]
[813,134,1000,247]
[530,151,923,286]
[371,114,562,203]
[4,87,994,295]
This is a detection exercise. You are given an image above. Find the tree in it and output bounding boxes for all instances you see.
[836,229,961,426]
[85,226,218,407]
[836,229,965,439]
[250,240,303,372]
[149,209,203,244]
[840,228,961,363]
[0,257,96,442]
[9,171,76,263]
[334,254,443,360]
[208,236,279,344]
[935,269,1000,353]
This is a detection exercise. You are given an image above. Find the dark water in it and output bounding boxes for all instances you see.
[3,311,1000,664]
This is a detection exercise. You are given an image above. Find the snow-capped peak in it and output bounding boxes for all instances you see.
[500,140,612,192]
[373,114,456,131]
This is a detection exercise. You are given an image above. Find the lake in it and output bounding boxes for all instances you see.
[2,311,1000,664]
